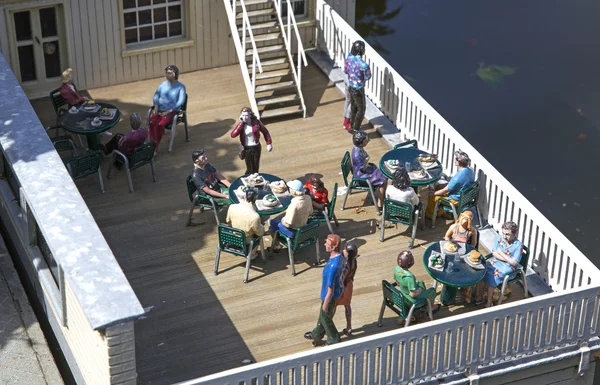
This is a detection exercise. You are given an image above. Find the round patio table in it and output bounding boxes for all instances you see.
[423,241,485,305]
[379,148,443,186]
[59,102,121,151]
[228,173,292,216]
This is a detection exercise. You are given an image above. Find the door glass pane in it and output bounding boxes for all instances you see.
[14,11,32,41]
[39,8,57,38]
[18,45,36,82]
[168,21,181,37]
[44,41,61,78]
[139,26,153,41]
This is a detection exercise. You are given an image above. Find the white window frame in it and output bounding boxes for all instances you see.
[283,0,307,18]
[122,0,185,46]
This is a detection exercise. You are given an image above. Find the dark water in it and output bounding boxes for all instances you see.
[356,0,600,263]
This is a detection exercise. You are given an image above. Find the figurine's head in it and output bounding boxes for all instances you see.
[457,210,474,229]
[351,40,366,57]
[309,176,324,191]
[245,189,258,204]
[501,221,519,244]
[352,131,369,147]
[325,234,342,253]
[130,113,142,130]
[240,107,254,125]
[391,166,411,190]
[61,68,73,84]
[165,65,180,80]
[454,150,471,168]
[192,149,208,167]
[397,250,414,269]
[344,242,358,262]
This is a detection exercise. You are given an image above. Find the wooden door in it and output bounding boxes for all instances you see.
[9,5,68,98]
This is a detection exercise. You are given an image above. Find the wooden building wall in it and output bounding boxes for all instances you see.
[0,0,353,96]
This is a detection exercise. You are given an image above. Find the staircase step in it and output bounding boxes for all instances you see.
[245,44,284,56]
[237,21,279,31]
[260,105,304,119]
[236,9,274,19]
[255,68,291,80]
[257,93,299,106]
[255,81,296,93]
[236,0,271,6]
[248,56,288,69]
[246,32,281,44]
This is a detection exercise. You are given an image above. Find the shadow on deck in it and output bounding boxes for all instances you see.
[30,62,524,385]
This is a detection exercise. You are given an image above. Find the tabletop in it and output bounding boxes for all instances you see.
[228,173,292,216]
[423,241,486,288]
[379,148,443,186]
[59,102,121,135]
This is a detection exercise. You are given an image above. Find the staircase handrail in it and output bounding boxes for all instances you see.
[273,0,308,117]
[223,0,262,116]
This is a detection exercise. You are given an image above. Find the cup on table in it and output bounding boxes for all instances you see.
[70,106,77,113]
[92,117,101,124]
[405,161,412,172]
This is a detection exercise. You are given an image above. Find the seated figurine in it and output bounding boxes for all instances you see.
[386,166,419,207]
[190,149,231,206]
[394,250,441,314]
[59,68,89,107]
[101,113,148,167]
[268,180,313,251]
[305,176,329,210]
[351,131,388,211]
[226,189,264,252]
[426,150,474,218]
[444,210,478,246]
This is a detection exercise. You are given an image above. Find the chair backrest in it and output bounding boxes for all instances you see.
[458,180,479,211]
[217,224,248,257]
[382,280,408,317]
[66,151,102,179]
[519,245,530,271]
[383,198,414,225]
[129,142,156,170]
[291,222,320,251]
[340,151,352,187]
[49,88,67,114]
[327,183,338,220]
[176,93,189,123]
[393,139,418,150]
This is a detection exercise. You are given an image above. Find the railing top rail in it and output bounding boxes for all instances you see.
[315,0,597,276]
[176,285,600,384]
[0,54,144,330]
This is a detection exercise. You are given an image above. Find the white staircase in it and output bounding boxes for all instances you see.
[223,0,307,119]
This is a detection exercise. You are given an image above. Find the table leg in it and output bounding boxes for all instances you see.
[86,134,101,151]
[441,285,458,305]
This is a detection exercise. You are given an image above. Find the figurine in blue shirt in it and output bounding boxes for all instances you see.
[150,65,187,151]
[427,150,475,218]
[344,41,371,133]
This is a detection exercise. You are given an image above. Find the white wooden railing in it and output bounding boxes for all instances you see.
[273,0,308,117]
[223,0,263,115]
[176,285,600,385]
[315,0,599,292]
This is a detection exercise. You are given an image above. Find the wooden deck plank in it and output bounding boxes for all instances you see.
[30,62,521,385]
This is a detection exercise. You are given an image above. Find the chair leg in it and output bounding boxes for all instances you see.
[450,203,458,221]
[497,278,509,305]
[259,237,266,262]
[77,135,84,149]
[377,300,387,327]
[431,199,440,228]
[186,197,199,226]
[325,215,334,234]
[333,213,340,227]
[125,168,134,193]
[287,238,296,276]
[420,208,425,230]
[97,167,105,193]
[184,116,190,142]
[367,181,379,215]
[522,272,529,298]
[168,126,175,153]
[340,186,351,211]
[379,207,386,242]
[475,204,483,229]
[426,299,434,321]
[432,281,438,290]
[410,217,418,249]
[107,157,114,179]
[214,248,221,275]
[210,200,220,225]
[405,304,417,327]
[314,237,320,266]
[244,240,253,283]
[150,160,157,182]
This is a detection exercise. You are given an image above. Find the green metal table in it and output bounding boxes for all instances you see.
[379,148,443,186]
[228,173,292,216]
[59,102,121,151]
[423,241,485,305]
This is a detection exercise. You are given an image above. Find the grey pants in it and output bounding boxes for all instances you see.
[344,83,352,119]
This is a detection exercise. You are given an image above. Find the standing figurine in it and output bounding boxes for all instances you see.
[231,107,273,175]
[344,41,372,133]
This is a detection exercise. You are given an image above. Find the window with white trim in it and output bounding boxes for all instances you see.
[281,0,306,18]
[123,0,184,45]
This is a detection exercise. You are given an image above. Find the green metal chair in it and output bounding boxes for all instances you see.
[308,183,339,234]
[393,139,418,150]
[432,180,481,228]
[340,151,380,215]
[379,199,423,247]
[485,245,530,305]
[45,125,76,157]
[49,88,68,116]
[107,142,157,193]
[66,151,104,193]
[275,222,321,276]
[146,93,189,153]
[185,176,229,225]
[215,224,265,283]
[377,280,433,328]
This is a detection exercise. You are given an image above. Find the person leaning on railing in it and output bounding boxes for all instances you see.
[425,150,475,218]
[190,149,231,206]
[344,40,372,133]
[475,221,523,308]
[150,65,186,152]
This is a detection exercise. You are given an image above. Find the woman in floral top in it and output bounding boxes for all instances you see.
[475,221,523,307]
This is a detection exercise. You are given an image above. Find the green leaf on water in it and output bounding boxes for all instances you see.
[475,65,517,87]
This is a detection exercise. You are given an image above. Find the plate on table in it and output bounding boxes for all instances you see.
[442,241,460,254]
[385,160,400,172]
[261,194,279,207]
[269,180,288,195]
[409,170,428,180]
[235,185,249,199]
[243,173,266,187]
[420,161,439,170]
[428,252,445,271]
[464,250,485,270]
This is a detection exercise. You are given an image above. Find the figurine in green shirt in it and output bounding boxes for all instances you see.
[394,251,441,313]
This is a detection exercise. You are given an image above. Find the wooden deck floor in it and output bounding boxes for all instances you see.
[31,62,523,385]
